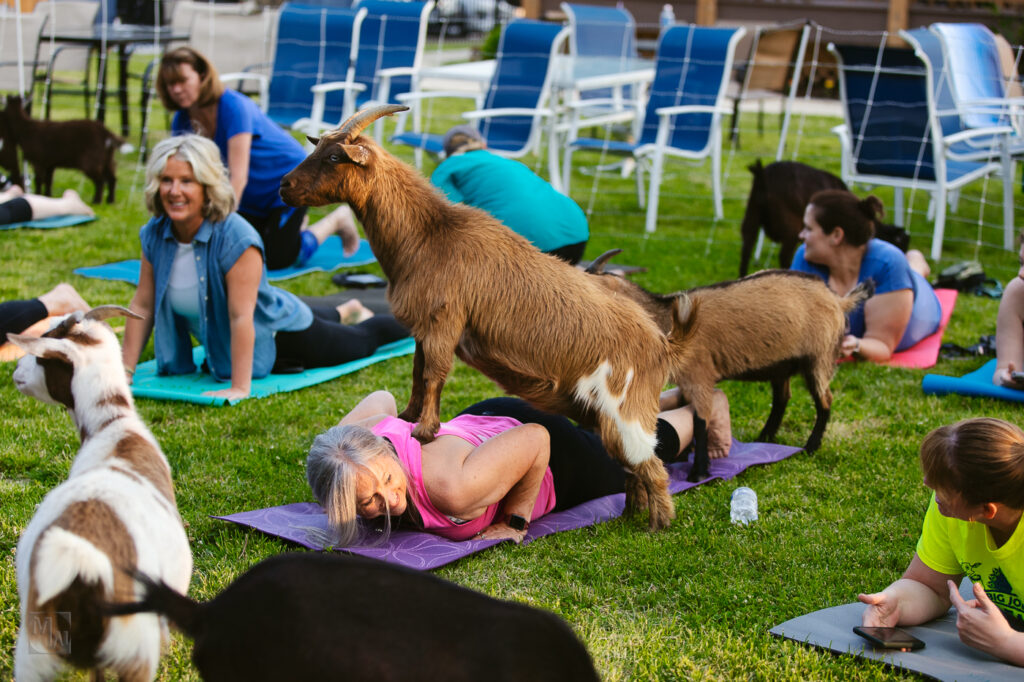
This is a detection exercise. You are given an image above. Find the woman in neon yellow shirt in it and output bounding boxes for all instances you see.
[859,418,1024,665]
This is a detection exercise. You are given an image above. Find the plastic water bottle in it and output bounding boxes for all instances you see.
[730,486,758,525]
[660,4,676,29]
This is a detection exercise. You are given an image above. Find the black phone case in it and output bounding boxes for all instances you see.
[853,626,925,650]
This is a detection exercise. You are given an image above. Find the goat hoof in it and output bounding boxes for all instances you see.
[646,488,675,531]
[410,421,439,444]
[623,474,648,516]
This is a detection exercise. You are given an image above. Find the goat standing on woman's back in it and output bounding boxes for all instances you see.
[9,306,192,682]
[281,105,677,531]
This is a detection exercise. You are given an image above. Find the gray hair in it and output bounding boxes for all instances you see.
[442,124,486,158]
[144,134,235,223]
[306,424,405,547]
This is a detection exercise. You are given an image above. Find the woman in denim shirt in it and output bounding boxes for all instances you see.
[121,135,407,400]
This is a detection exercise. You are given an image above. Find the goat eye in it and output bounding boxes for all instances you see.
[328,153,341,163]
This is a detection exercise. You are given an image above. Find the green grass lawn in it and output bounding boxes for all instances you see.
[1,75,1022,680]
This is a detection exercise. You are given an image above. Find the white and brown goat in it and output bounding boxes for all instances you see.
[281,105,676,530]
[9,306,192,682]
[587,252,870,481]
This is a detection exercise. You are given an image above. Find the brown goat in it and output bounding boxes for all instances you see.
[281,105,676,530]
[4,95,121,204]
[587,251,870,481]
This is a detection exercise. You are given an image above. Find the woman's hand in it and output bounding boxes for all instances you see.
[858,591,901,627]
[475,522,528,544]
[841,334,861,358]
[948,580,1024,664]
[203,386,251,401]
[994,363,1024,390]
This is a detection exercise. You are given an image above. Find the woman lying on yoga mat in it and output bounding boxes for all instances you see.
[790,189,940,363]
[859,418,1024,665]
[0,185,93,226]
[306,388,732,547]
[156,46,360,271]
[994,239,1024,389]
[121,134,408,401]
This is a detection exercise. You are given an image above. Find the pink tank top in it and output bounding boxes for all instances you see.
[372,414,556,541]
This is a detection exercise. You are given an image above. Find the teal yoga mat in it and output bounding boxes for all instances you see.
[922,358,1024,404]
[74,236,377,284]
[0,214,95,230]
[131,337,414,406]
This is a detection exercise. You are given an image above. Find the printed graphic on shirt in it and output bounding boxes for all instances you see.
[961,561,1024,632]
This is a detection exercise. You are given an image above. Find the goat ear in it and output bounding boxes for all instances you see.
[340,144,371,166]
[6,332,67,358]
[307,135,320,147]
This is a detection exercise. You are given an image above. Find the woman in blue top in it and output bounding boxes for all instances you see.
[156,47,360,271]
[790,189,940,363]
[431,126,590,264]
[120,135,408,401]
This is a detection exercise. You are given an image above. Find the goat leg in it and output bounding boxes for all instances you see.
[597,406,673,530]
[622,471,648,516]
[803,382,833,453]
[409,335,459,444]
[687,413,711,483]
[632,456,674,531]
[756,377,791,443]
[397,340,426,424]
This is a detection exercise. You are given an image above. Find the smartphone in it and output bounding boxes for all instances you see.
[1011,371,1024,382]
[332,272,387,289]
[853,626,925,651]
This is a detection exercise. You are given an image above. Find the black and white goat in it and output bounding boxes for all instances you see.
[9,306,192,682]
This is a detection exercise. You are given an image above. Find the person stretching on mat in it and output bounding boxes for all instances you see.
[156,46,360,271]
[305,388,732,547]
[993,238,1024,388]
[859,417,1024,665]
[121,134,408,401]
[0,185,93,227]
[790,189,940,363]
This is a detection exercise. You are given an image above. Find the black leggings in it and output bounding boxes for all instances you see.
[457,398,682,511]
[0,298,48,339]
[0,197,32,226]
[546,240,587,266]
[240,206,308,271]
[273,305,409,373]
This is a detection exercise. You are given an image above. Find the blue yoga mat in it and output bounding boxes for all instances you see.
[131,337,414,406]
[921,358,1024,404]
[0,214,95,230]
[74,236,377,284]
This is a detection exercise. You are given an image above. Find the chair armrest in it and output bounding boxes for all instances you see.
[653,104,730,117]
[463,107,555,120]
[942,125,1014,148]
[221,71,269,112]
[311,80,366,95]
[396,90,479,103]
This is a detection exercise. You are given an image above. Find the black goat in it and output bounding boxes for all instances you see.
[3,95,120,203]
[110,552,600,682]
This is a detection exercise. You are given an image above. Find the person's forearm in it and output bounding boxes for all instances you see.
[884,578,950,625]
[499,450,548,520]
[992,630,1024,666]
[854,335,894,363]
[228,315,254,393]
[121,310,154,376]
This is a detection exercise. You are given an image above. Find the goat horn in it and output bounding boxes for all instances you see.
[585,249,623,275]
[84,305,144,322]
[49,310,85,336]
[338,104,409,141]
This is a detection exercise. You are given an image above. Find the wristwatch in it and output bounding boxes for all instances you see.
[505,513,529,532]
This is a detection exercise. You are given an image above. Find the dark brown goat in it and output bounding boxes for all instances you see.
[281,105,676,530]
[739,160,909,276]
[110,552,600,682]
[587,251,869,481]
[4,95,120,203]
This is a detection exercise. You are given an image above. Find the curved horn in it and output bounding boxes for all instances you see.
[338,104,409,141]
[84,305,144,322]
[49,310,85,336]
[585,248,623,275]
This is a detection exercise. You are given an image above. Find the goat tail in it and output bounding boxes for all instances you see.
[106,569,201,637]
[668,292,700,342]
[840,278,875,314]
[32,526,115,605]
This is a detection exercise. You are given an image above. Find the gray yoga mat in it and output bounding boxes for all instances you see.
[300,288,392,316]
[770,579,1021,681]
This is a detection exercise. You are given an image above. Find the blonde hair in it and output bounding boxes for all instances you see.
[920,417,1024,509]
[156,46,225,111]
[144,134,235,223]
[307,425,414,547]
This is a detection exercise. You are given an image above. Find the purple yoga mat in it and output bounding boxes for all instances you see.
[213,439,801,570]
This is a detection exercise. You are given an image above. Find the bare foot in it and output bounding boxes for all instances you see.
[707,389,733,459]
[336,299,374,325]
[0,184,24,202]
[310,205,360,256]
[62,189,95,217]
[38,283,90,316]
